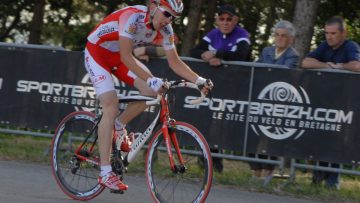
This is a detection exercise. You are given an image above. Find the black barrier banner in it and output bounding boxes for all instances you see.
[246,68,360,163]
[0,47,92,129]
[144,59,251,152]
[1,45,360,164]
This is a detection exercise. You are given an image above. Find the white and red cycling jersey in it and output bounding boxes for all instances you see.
[84,5,176,95]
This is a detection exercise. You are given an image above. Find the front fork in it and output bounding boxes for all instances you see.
[162,119,186,173]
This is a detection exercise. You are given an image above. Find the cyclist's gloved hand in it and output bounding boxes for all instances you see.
[195,76,214,95]
[196,77,214,88]
[147,77,164,92]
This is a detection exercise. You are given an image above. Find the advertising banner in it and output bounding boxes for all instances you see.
[1,45,360,163]
[247,67,360,163]
[0,47,101,129]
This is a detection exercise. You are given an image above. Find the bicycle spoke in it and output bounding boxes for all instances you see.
[146,122,212,203]
[51,112,104,200]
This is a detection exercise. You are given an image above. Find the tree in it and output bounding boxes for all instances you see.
[180,0,204,56]
[292,0,320,61]
[1,0,359,56]
[0,0,31,42]
[313,0,360,45]
[28,0,46,44]
[202,0,218,35]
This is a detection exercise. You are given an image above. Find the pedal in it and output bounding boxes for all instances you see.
[110,189,125,194]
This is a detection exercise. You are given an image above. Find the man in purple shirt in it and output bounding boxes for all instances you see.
[190,4,251,67]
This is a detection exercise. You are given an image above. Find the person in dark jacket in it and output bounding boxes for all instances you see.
[190,4,251,67]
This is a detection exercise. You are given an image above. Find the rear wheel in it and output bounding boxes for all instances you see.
[145,122,213,203]
[50,111,104,200]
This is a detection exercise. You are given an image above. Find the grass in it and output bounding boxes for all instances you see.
[0,133,50,163]
[1,133,360,202]
[215,160,360,202]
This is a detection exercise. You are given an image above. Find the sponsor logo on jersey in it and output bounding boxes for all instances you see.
[126,23,137,35]
[97,25,116,38]
[145,31,153,38]
[137,14,145,20]
[162,26,171,35]
[168,34,175,44]
[93,75,106,85]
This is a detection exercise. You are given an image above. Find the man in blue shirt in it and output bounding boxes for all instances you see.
[257,20,299,69]
[302,16,360,189]
[302,16,360,71]
[190,4,251,67]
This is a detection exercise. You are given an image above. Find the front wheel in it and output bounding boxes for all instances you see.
[145,122,213,203]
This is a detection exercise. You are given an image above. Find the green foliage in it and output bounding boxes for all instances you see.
[0,0,34,42]
[0,134,49,162]
[0,0,359,55]
[313,0,360,47]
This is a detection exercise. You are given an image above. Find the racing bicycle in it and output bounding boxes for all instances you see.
[50,80,213,202]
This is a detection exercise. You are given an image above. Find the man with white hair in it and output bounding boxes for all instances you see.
[251,20,299,181]
[257,20,299,68]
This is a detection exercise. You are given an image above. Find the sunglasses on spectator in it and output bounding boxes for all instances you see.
[159,7,176,21]
[219,17,233,22]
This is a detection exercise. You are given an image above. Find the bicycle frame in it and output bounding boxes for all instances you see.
[74,89,186,172]
[126,92,186,172]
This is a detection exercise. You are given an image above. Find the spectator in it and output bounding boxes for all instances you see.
[257,20,299,68]
[302,16,360,72]
[249,20,299,183]
[190,4,251,67]
[190,4,251,173]
[301,16,360,189]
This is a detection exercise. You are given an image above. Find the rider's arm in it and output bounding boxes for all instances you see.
[119,37,153,81]
[165,48,199,83]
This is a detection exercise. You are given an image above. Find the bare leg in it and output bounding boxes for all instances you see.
[118,77,156,125]
[97,77,156,166]
[98,91,119,166]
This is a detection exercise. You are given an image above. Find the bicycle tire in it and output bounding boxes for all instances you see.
[145,121,213,203]
[50,111,105,200]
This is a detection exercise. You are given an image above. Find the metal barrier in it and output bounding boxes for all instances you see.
[2,43,360,187]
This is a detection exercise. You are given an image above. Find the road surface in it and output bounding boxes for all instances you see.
[0,160,324,203]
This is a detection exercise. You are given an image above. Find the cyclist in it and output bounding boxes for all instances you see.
[84,0,213,191]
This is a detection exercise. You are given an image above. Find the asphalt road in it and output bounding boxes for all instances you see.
[0,160,324,203]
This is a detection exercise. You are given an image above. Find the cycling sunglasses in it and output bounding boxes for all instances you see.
[158,7,176,21]
[219,17,233,22]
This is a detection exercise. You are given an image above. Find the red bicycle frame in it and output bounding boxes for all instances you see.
[159,94,186,172]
